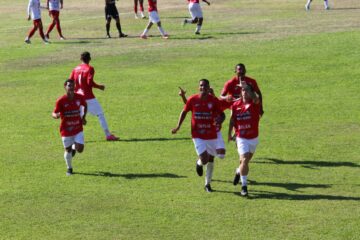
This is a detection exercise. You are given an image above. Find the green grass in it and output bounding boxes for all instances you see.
[0,0,359,239]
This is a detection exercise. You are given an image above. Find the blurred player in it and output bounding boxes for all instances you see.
[105,0,127,38]
[305,0,329,10]
[228,83,261,196]
[220,63,264,115]
[172,79,225,192]
[45,0,65,40]
[140,0,169,39]
[52,79,87,176]
[69,51,119,141]
[182,0,210,35]
[25,0,49,44]
[134,0,146,19]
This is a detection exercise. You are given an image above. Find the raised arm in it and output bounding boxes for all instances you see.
[178,87,187,104]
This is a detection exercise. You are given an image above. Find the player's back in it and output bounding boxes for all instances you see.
[70,63,96,100]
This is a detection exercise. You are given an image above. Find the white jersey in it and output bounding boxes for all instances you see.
[48,0,61,11]
[27,0,41,20]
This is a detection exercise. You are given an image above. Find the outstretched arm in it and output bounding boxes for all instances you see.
[171,110,187,134]
[203,0,210,6]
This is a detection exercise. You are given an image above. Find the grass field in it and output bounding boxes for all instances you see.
[0,0,359,239]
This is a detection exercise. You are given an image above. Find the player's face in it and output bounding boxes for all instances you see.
[241,88,250,101]
[236,66,246,76]
[65,81,75,95]
[199,81,210,96]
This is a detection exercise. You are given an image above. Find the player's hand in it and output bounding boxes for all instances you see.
[27,15,31,21]
[171,127,179,134]
[178,87,186,97]
[227,95,234,102]
[52,112,60,119]
[99,85,105,91]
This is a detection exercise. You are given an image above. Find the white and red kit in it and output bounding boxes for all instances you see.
[148,0,157,12]
[28,0,41,20]
[222,76,260,101]
[69,64,97,100]
[184,94,222,140]
[53,94,87,137]
[231,99,260,139]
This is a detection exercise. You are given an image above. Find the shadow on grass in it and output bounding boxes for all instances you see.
[331,7,360,11]
[87,137,191,143]
[256,157,359,168]
[75,171,187,179]
[247,190,360,201]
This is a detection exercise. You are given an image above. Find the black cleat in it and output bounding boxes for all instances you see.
[233,173,240,185]
[106,34,111,38]
[240,186,248,196]
[195,31,200,35]
[119,33,128,38]
[72,149,76,157]
[204,184,212,192]
[196,163,203,176]
[66,168,73,176]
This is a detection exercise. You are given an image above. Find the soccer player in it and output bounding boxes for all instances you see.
[305,0,329,10]
[220,63,264,115]
[140,0,169,39]
[53,79,87,176]
[228,83,260,196]
[45,0,65,40]
[105,0,127,38]
[134,0,146,19]
[69,51,119,141]
[25,0,49,44]
[182,0,210,35]
[172,79,225,192]
[178,86,226,159]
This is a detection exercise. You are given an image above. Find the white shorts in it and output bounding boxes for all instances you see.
[84,98,104,116]
[236,137,259,155]
[193,138,217,157]
[216,131,225,150]
[149,11,160,23]
[189,2,203,19]
[62,131,84,148]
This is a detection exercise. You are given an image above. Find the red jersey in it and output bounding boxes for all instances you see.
[184,94,222,140]
[69,63,96,100]
[148,0,157,12]
[53,94,87,137]
[188,0,200,3]
[231,100,260,139]
[222,75,260,100]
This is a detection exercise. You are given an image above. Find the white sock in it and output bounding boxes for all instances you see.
[140,11,145,17]
[306,0,312,6]
[324,0,328,8]
[142,28,149,36]
[197,159,203,166]
[158,26,165,36]
[196,25,202,33]
[97,113,110,136]
[240,175,247,186]
[205,162,214,185]
[236,167,240,174]
[64,151,72,169]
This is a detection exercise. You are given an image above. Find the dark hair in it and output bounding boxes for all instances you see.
[235,63,246,72]
[81,51,91,63]
[199,78,210,86]
[64,79,74,86]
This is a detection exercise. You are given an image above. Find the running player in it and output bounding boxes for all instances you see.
[182,0,210,35]
[45,0,65,40]
[25,0,49,44]
[140,0,169,39]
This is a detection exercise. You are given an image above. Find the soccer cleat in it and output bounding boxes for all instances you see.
[325,6,330,10]
[24,39,31,44]
[196,163,203,176]
[195,31,200,35]
[43,39,50,44]
[135,13,139,19]
[240,186,248,196]
[60,36,66,40]
[182,19,187,27]
[204,184,213,192]
[140,34,147,39]
[66,168,73,176]
[106,34,111,38]
[140,12,146,19]
[305,4,310,11]
[45,33,50,40]
[162,34,169,39]
[119,33,128,38]
[233,173,240,186]
[106,134,119,141]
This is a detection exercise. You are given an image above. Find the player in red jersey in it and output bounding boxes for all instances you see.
[140,0,168,39]
[178,86,226,160]
[172,79,225,192]
[134,0,146,19]
[45,0,65,40]
[69,52,119,141]
[25,0,49,44]
[182,0,210,35]
[228,82,261,196]
[105,0,127,38]
[305,0,329,10]
[53,79,87,176]
[220,63,264,115]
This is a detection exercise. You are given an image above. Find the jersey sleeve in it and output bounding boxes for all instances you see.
[87,67,95,87]
[183,97,193,113]
[53,98,62,114]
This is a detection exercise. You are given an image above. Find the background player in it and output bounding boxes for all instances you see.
[52,79,87,176]
[69,51,119,141]
[305,0,329,10]
[134,0,146,19]
[172,79,225,192]
[45,0,65,40]
[140,0,168,39]
[105,0,127,38]
[25,0,49,44]
[182,0,210,35]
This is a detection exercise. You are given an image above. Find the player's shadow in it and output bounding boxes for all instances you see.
[255,157,359,169]
[86,137,191,143]
[246,190,360,201]
[75,171,187,179]
[331,7,360,11]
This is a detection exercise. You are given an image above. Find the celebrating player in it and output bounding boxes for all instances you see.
[105,0,127,38]
[305,0,329,10]
[140,0,169,39]
[69,51,119,141]
[134,0,146,19]
[25,0,49,44]
[53,79,87,176]
[45,0,65,40]
[172,79,225,192]
[182,0,210,35]
[228,83,261,196]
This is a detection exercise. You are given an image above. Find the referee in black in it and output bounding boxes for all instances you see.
[105,0,127,38]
